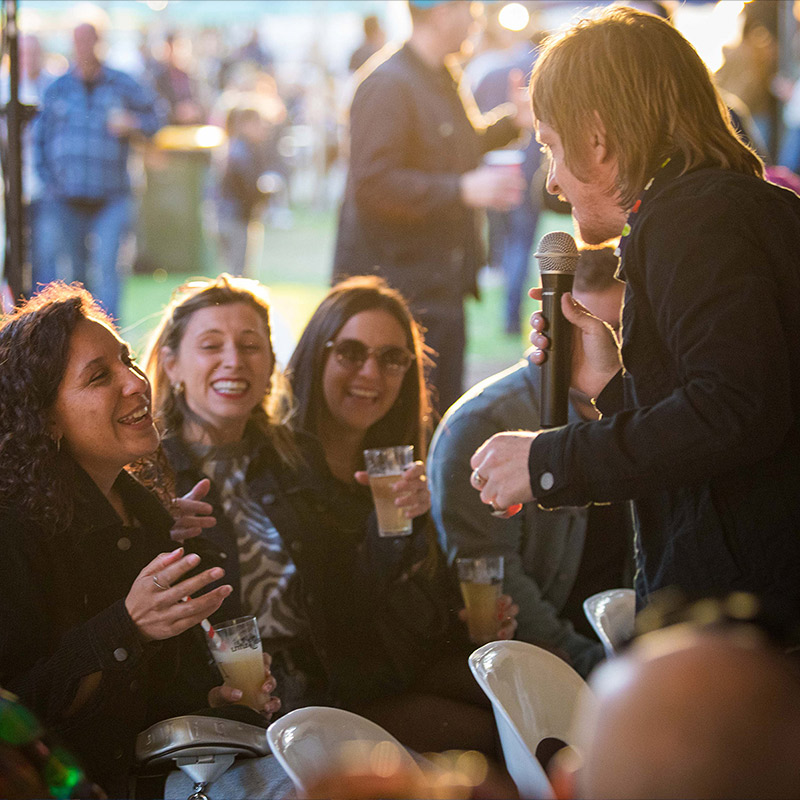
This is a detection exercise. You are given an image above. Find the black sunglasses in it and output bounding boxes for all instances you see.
[325,338,415,376]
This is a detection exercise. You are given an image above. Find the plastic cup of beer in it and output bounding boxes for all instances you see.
[456,556,504,644]
[363,445,414,536]
[209,616,266,710]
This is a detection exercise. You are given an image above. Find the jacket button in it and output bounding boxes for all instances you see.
[291,542,302,555]
[113,647,129,662]
[117,537,131,551]
[113,747,124,760]
[129,679,139,692]
[261,493,276,505]
[539,472,555,491]
[218,551,228,560]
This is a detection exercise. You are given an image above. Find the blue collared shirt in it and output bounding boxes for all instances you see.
[34,65,164,200]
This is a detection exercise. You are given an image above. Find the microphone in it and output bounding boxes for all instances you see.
[534,231,579,428]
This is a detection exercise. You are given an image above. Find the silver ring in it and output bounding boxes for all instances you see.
[153,574,171,591]
[472,468,487,488]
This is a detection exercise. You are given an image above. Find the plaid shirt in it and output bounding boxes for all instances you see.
[33,65,164,200]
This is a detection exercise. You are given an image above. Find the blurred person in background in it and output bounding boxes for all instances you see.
[216,106,273,276]
[472,25,545,335]
[333,0,530,415]
[0,34,55,290]
[349,15,387,73]
[33,22,164,319]
[151,32,205,125]
[430,248,629,679]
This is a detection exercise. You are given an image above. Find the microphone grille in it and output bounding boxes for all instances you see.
[534,231,580,274]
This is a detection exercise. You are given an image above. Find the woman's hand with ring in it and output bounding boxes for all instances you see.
[125,547,232,642]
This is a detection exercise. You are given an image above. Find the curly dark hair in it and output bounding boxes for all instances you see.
[0,283,168,536]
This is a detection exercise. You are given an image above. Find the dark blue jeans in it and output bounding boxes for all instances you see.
[488,201,539,333]
[35,195,133,318]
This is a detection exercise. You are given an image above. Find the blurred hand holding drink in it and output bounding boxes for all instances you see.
[363,446,414,536]
[457,556,504,644]
[207,616,266,710]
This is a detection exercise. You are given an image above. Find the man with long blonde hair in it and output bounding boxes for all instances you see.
[470,7,800,633]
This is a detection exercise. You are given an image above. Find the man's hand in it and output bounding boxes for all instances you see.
[470,431,538,510]
[529,287,622,400]
[460,165,525,211]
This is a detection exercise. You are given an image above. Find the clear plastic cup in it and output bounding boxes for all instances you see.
[363,445,414,536]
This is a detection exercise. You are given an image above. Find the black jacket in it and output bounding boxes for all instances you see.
[0,466,219,796]
[333,43,520,306]
[529,163,800,624]
[163,427,463,709]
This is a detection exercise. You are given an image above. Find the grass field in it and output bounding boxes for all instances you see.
[119,206,567,387]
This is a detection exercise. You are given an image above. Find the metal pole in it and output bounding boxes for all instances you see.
[4,0,27,299]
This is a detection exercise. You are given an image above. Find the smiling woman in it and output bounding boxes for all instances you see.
[0,283,288,798]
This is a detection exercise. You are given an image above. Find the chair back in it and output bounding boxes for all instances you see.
[583,588,636,658]
[266,706,424,795]
[469,641,592,800]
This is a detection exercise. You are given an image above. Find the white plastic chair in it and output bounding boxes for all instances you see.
[583,588,636,658]
[469,641,592,800]
[266,706,424,796]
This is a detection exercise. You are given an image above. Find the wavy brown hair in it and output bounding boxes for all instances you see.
[530,5,764,209]
[143,274,299,466]
[0,283,168,535]
[286,275,433,461]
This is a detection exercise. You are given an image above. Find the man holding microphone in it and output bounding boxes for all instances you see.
[470,7,800,634]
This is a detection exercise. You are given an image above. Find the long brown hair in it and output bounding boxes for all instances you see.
[143,274,299,466]
[287,276,433,461]
[0,283,167,534]
[530,6,764,209]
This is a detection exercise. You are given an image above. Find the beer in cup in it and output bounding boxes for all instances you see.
[208,616,266,710]
[456,556,504,644]
[363,445,414,536]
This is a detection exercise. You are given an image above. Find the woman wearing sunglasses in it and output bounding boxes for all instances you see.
[0,284,287,799]
[287,276,515,756]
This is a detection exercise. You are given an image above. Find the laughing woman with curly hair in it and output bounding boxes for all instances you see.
[0,283,287,798]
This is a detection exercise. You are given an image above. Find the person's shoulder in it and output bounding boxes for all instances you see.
[652,167,800,222]
[355,44,413,91]
[432,358,537,448]
[447,358,535,419]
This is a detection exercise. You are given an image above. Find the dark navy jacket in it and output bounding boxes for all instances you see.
[528,164,800,627]
[163,427,460,709]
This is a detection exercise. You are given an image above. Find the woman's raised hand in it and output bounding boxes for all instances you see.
[125,547,232,641]
[355,460,431,519]
[208,652,282,720]
[169,479,217,542]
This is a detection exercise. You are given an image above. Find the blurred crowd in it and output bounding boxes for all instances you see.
[3,1,800,320]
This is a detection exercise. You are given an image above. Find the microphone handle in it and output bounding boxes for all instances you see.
[540,271,574,428]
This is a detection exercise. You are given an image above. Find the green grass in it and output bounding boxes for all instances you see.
[119,206,568,384]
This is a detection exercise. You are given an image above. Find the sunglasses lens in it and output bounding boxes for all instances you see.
[379,347,413,373]
[334,340,368,368]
